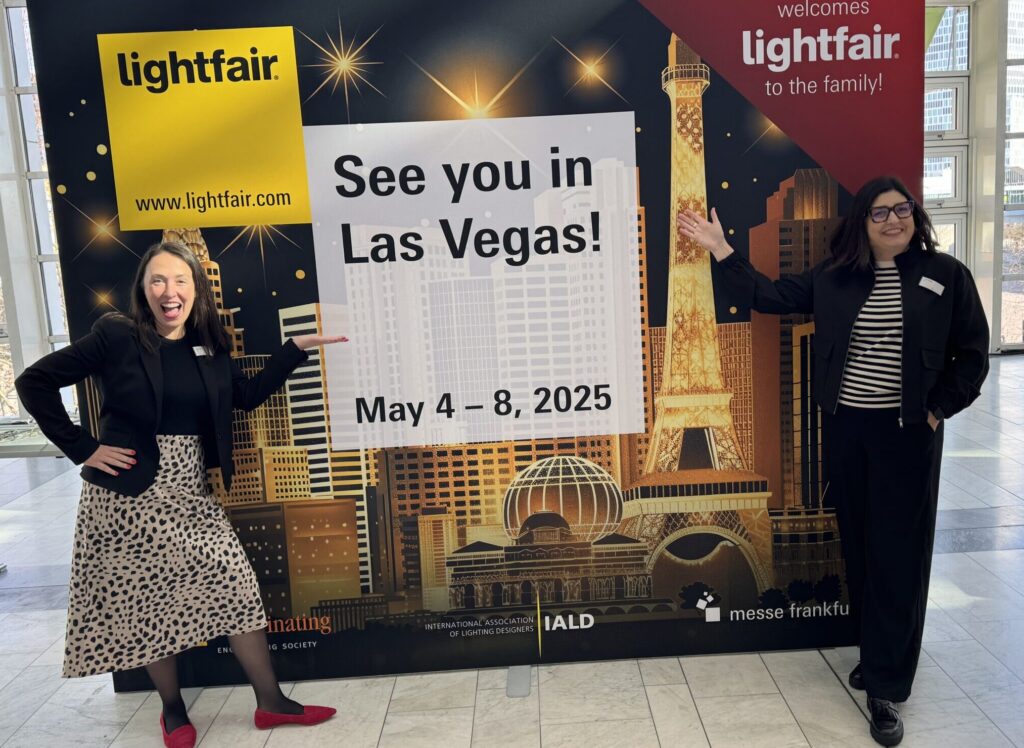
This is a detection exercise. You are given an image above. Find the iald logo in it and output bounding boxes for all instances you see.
[116,48,280,93]
[543,614,595,631]
[535,598,596,657]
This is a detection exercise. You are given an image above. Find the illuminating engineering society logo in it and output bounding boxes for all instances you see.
[96,26,310,229]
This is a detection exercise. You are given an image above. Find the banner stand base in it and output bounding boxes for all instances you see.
[506,665,532,698]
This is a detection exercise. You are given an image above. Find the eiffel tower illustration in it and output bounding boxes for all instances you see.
[644,36,747,475]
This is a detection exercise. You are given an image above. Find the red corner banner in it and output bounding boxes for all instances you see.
[637,0,924,198]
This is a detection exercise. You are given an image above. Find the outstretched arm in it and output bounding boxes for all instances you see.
[679,208,816,315]
[231,334,347,411]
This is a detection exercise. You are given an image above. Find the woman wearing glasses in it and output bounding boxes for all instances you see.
[679,175,989,747]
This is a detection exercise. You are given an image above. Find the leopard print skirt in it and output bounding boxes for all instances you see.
[62,435,267,677]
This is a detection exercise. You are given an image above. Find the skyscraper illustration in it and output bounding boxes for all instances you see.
[748,171,840,508]
[279,304,334,496]
[278,303,374,592]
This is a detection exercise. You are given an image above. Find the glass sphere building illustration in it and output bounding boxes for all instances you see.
[502,456,624,542]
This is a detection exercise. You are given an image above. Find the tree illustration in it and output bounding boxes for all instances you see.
[758,588,789,609]
[787,579,815,604]
[679,581,717,610]
[814,574,843,603]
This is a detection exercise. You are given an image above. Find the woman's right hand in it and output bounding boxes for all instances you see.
[84,445,136,476]
[678,208,734,261]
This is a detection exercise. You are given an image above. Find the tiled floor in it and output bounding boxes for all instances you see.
[1,356,1023,747]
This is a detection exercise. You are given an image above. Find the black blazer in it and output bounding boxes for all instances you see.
[716,248,990,424]
[14,314,309,497]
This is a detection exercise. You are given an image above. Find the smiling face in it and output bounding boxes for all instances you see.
[865,189,915,260]
[143,251,195,339]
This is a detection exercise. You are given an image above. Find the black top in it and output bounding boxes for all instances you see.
[158,336,212,436]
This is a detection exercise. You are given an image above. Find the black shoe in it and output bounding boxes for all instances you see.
[868,697,903,746]
[849,662,865,690]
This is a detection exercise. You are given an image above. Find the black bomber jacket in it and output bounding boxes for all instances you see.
[716,248,990,424]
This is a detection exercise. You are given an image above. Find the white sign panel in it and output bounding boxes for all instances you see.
[304,112,644,450]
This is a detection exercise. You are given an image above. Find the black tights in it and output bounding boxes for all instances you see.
[145,628,303,732]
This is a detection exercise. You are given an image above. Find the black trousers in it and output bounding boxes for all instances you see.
[822,405,944,702]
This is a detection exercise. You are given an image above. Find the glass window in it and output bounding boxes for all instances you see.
[1001,279,1024,346]
[1009,6,1024,348]
[2,5,77,418]
[1005,142,1024,205]
[932,215,965,259]
[925,88,956,133]
[18,93,46,171]
[1004,210,1024,346]
[924,78,968,141]
[1010,0,1024,61]
[40,261,68,337]
[1006,65,1024,132]
[925,7,970,72]
[934,223,954,254]
[0,341,17,416]
[1005,211,1024,276]
[924,155,956,201]
[5,7,35,87]
[28,178,57,254]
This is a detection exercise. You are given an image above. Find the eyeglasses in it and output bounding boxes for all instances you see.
[867,200,914,223]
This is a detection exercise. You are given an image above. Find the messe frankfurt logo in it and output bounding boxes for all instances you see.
[697,591,721,623]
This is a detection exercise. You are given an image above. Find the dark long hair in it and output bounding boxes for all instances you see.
[126,241,231,354]
[828,175,937,273]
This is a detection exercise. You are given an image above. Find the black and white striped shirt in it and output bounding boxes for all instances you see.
[838,261,902,409]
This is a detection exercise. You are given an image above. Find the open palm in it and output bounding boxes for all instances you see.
[678,207,730,257]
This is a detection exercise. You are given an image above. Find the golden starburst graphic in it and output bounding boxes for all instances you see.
[218,225,301,286]
[409,49,542,119]
[85,284,118,313]
[553,37,628,104]
[743,115,786,155]
[300,23,384,121]
[62,198,137,261]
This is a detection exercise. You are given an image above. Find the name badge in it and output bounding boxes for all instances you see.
[919,276,944,296]
[192,346,213,357]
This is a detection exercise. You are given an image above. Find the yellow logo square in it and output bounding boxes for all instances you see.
[97,27,310,230]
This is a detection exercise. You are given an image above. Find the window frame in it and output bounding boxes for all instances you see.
[923,3,971,288]
[923,144,970,209]
[925,76,970,142]
[0,0,75,420]
[1001,2,1024,350]
[928,209,967,262]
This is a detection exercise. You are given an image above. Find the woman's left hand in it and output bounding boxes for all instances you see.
[291,334,348,350]
[927,410,941,431]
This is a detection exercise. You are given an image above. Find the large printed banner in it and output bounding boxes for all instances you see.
[24,0,922,689]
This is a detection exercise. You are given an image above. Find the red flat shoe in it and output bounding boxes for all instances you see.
[160,714,197,748]
[254,704,337,730]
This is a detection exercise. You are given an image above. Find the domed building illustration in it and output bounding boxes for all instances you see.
[503,456,624,543]
[440,457,671,617]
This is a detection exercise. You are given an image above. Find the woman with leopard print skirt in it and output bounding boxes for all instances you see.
[15,241,346,748]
